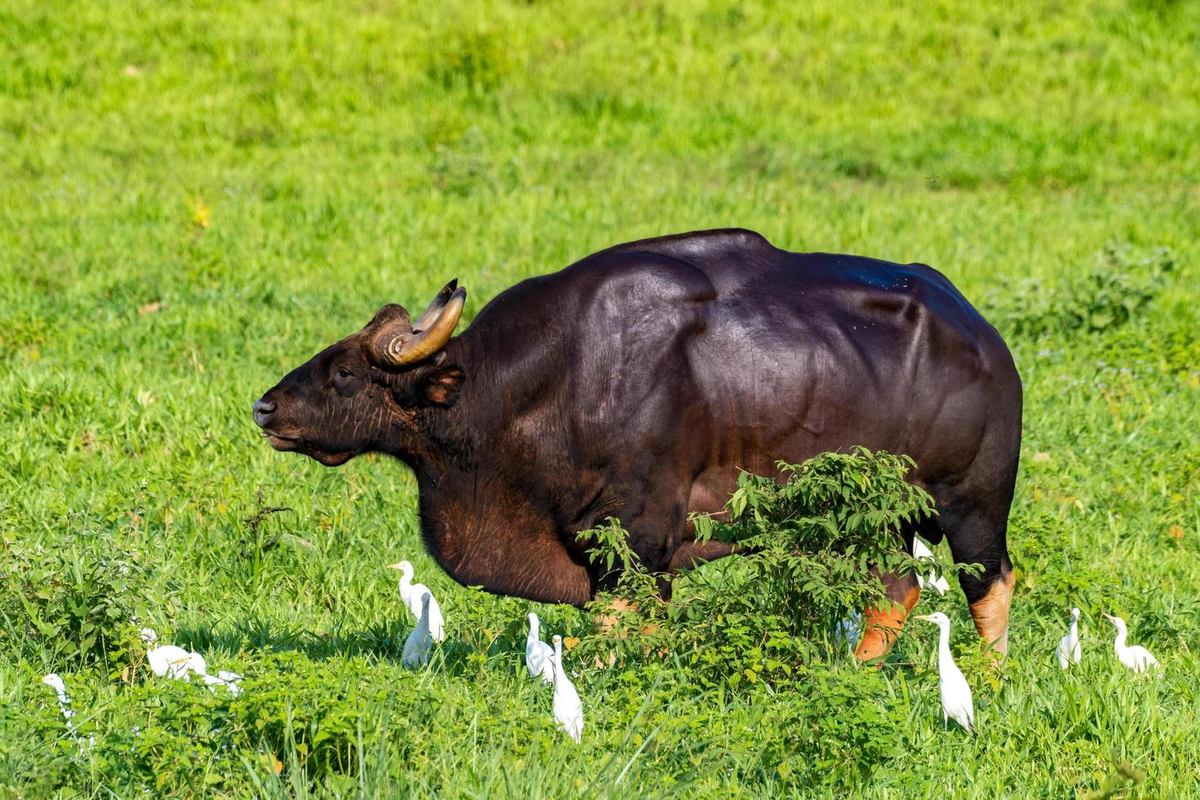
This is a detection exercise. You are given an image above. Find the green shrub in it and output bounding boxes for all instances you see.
[758,666,904,785]
[986,243,1175,338]
[0,537,168,673]
[578,449,941,685]
[575,450,931,782]
[90,677,238,795]
[230,652,441,782]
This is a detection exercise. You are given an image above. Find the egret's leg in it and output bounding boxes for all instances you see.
[854,572,921,662]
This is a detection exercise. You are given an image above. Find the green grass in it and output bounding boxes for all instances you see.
[2,0,1199,795]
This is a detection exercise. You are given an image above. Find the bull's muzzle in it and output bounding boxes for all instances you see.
[252,398,277,428]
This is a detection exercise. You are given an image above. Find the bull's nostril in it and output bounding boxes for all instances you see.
[253,399,277,426]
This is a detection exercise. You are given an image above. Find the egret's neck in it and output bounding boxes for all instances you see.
[936,623,953,660]
[1069,618,1079,638]
[1113,627,1127,652]
[529,619,540,640]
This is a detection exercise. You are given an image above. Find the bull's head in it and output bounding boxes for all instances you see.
[253,281,467,466]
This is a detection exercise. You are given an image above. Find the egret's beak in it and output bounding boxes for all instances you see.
[913,614,935,621]
[385,563,402,570]
[1101,613,1115,622]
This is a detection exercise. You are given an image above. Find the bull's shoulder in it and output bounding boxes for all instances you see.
[474,236,733,325]
[568,250,719,309]
[459,248,720,377]
[593,228,776,264]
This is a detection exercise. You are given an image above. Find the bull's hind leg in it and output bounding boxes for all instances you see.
[969,567,1015,655]
[854,571,921,661]
[943,506,1015,656]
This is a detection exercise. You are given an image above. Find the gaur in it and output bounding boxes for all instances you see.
[253,229,1022,658]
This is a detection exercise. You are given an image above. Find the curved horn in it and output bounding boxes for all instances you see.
[412,279,458,333]
[376,288,466,367]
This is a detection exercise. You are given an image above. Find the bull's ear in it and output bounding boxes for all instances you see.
[421,364,465,406]
[392,364,465,407]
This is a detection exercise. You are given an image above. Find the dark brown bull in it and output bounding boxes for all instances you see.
[253,229,1021,658]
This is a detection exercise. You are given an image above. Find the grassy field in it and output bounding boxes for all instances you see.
[3,0,1199,795]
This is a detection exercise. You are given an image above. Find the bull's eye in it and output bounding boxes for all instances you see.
[331,365,360,396]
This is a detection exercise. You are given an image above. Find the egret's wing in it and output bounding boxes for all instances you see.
[402,627,422,666]
[404,585,425,621]
[427,595,445,642]
[553,684,585,742]
[146,649,169,677]
[942,672,974,730]
[948,697,975,732]
[527,641,553,680]
[525,643,540,676]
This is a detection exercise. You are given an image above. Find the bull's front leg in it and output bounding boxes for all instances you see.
[423,494,596,606]
[854,570,922,661]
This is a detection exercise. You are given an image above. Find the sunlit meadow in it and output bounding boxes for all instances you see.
[2,0,1198,796]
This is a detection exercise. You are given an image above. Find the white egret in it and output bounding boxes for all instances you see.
[525,613,554,683]
[142,628,185,677]
[150,642,206,681]
[1102,614,1162,674]
[137,627,243,692]
[914,613,975,734]
[912,538,950,596]
[551,635,584,743]
[42,674,87,747]
[201,670,244,696]
[1056,607,1081,669]
[140,628,209,680]
[41,673,73,719]
[388,560,446,642]
[146,644,206,679]
[403,592,433,668]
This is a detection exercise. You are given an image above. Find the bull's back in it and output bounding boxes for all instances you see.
[600,229,1018,485]
[467,228,1017,485]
